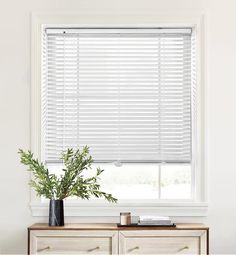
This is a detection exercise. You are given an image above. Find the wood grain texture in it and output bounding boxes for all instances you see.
[28,224,209,255]
[120,235,199,255]
[28,223,209,231]
[119,230,207,255]
[30,230,118,255]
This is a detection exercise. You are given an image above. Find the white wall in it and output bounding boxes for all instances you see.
[0,0,236,253]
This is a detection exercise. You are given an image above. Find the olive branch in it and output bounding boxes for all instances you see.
[18,146,117,203]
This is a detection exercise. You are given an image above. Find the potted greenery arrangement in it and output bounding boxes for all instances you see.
[19,146,117,226]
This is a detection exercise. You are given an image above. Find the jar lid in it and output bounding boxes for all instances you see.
[120,212,131,215]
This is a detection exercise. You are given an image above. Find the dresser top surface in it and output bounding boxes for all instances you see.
[29,223,208,231]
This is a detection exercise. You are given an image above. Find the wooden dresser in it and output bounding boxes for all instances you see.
[28,223,209,255]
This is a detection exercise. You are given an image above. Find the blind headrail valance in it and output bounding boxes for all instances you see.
[45,28,192,35]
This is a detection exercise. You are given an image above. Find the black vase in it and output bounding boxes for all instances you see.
[49,199,64,226]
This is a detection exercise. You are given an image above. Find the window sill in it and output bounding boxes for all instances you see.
[30,201,208,217]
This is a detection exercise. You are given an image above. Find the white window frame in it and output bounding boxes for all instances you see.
[31,11,207,217]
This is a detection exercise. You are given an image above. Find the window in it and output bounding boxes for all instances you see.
[42,28,195,201]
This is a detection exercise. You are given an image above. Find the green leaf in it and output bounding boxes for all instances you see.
[19,147,117,203]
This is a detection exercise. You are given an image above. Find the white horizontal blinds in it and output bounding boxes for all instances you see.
[43,28,192,163]
[45,33,79,161]
[42,31,48,161]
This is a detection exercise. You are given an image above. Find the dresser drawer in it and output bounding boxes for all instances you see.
[30,230,118,255]
[119,230,207,255]
[122,236,199,254]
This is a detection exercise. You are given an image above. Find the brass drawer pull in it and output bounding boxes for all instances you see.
[37,246,51,252]
[128,246,140,253]
[87,246,100,252]
[178,246,189,252]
